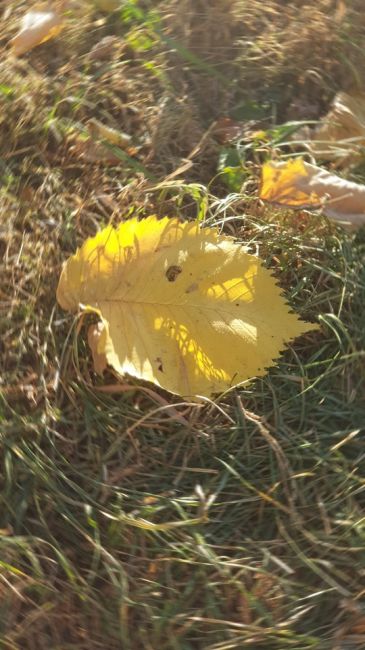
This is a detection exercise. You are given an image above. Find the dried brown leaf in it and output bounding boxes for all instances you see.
[87,119,132,149]
[87,36,122,61]
[300,92,365,167]
[212,117,245,144]
[70,139,122,165]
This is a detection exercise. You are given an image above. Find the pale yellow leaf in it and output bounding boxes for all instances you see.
[11,8,64,56]
[57,216,316,398]
[260,158,365,228]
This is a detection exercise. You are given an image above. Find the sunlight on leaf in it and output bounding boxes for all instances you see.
[57,216,316,398]
[261,158,322,207]
[260,158,365,227]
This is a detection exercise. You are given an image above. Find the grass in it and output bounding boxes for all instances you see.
[1,1,365,648]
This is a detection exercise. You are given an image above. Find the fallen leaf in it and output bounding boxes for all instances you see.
[71,120,136,164]
[70,138,123,165]
[87,35,121,61]
[57,216,316,398]
[299,92,365,167]
[260,158,365,228]
[212,117,245,144]
[87,119,132,149]
[11,8,64,56]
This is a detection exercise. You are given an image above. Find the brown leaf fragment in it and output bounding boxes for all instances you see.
[212,117,245,144]
[86,119,132,149]
[87,36,122,61]
[70,139,122,165]
[298,92,365,167]
[70,120,135,165]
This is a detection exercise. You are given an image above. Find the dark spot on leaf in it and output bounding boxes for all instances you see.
[235,303,239,306]
[156,357,164,372]
[166,265,182,282]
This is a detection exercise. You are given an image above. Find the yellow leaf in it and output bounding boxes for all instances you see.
[260,159,322,208]
[57,216,316,398]
[11,8,64,56]
[260,158,365,228]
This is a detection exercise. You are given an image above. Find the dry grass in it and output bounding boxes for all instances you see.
[1,1,365,649]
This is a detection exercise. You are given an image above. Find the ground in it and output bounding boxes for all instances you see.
[1,1,365,649]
